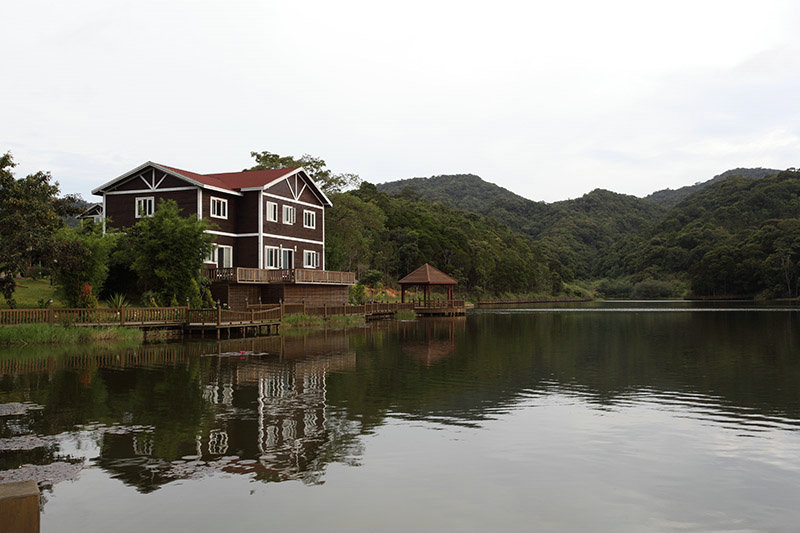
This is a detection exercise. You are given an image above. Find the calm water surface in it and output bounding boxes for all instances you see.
[2,302,800,532]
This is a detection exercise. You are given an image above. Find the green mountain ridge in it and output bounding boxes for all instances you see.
[374,167,798,297]
[377,175,667,278]
[644,167,780,208]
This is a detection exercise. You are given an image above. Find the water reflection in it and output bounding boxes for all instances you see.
[1,306,800,505]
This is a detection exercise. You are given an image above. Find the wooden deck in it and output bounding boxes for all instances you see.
[0,301,443,339]
[412,300,466,317]
[204,267,356,285]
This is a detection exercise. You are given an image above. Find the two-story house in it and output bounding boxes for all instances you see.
[92,161,355,308]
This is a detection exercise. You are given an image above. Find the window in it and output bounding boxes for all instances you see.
[135,197,154,218]
[283,205,296,225]
[303,210,316,229]
[282,248,295,269]
[265,246,280,269]
[206,244,233,268]
[210,197,228,219]
[266,201,278,222]
[303,250,319,269]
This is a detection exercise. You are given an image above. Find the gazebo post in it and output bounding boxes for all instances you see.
[401,286,405,303]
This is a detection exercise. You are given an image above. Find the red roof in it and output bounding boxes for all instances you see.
[160,164,300,191]
[398,263,458,285]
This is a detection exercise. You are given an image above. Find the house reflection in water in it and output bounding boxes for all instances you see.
[0,331,363,493]
[1,320,470,495]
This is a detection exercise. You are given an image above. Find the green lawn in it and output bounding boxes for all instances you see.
[0,278,61,309]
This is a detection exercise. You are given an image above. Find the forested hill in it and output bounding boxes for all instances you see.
[608,169,800,297]
[645,167,779,208]
[376,175,666,278]
[376,174,531,212]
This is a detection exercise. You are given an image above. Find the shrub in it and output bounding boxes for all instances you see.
[349,283,366,304]
[596,278,634,298]
[360,269,382,287]
[631,279,674,299]
[76,283,98,308]
[107,293,127,309]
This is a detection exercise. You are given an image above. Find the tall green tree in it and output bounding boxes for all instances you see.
[0,152,81,306]
[52,222,118,307]
[248,150,361,194]
[115,200,214,304]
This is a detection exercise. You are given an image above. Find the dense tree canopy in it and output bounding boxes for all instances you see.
[114,200,214,304]
[325,183,560,295]
[0,152,81,306]
[248,150,361,194]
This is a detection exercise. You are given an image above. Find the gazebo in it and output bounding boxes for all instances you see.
[398,263,458,304]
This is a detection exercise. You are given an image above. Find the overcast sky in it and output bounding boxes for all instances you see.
[3,0,800,202]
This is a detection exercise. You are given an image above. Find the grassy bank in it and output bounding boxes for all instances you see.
[281,313,366,330]
[0,324,143,345]
[0,278,61,309]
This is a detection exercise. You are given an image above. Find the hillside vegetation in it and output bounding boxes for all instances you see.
[378,175,666,278]
[324,183,563,296]
[644,167,779,208]
[377,167,798,299]
[612,170,800,297]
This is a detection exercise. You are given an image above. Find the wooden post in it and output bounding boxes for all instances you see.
[0,480,40,533]
[217,305,222,328]
[47,302,54,326]
[120,306,126,326]
[324,304,327,318]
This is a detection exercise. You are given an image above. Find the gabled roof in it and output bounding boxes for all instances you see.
[92,161,333,206]
[398,263,458,285]
[78,203,103,217]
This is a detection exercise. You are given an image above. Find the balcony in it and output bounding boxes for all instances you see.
[204,267,356,285]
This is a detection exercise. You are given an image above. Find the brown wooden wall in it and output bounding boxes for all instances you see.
[202,189,239,234]
[105,190,197,229]
[282,285,348,306]
[236,236,259,268]
[210,283,346,308]
[236,192,261,234]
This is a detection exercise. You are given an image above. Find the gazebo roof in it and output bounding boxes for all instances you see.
[398,263,458,286]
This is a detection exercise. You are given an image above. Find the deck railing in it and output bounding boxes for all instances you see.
[411,299,466,309]
[0,300,451,329]
[205,268,356,285]
[204,268,236,282]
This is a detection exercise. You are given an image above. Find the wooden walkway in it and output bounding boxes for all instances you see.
[412,300,467,317]
[0,301,440,339]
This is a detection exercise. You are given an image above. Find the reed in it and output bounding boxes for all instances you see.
[0,324,143,345]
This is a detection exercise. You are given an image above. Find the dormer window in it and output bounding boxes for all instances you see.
[210,197,228,219]
[135,197,154,218]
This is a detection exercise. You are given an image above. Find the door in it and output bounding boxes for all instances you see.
[282,249,294,270]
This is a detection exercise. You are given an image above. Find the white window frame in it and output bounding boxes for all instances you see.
[135,196,154,218]
[303,209,316,229]
[210,197,228,219]
[266,201,278,222]
[283,205,296,225]
[265,246,280,269]
[206,244,233,268]
[303,250,319,269]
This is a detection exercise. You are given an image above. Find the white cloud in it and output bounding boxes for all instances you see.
[2,0,800,202]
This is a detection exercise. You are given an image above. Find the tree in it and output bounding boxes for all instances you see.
[0,152,81,306]
[248,150,361,194]
[114,200,214,304]
[52,222,118,307]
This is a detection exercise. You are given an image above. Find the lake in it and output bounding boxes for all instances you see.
[2,302,800,532]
